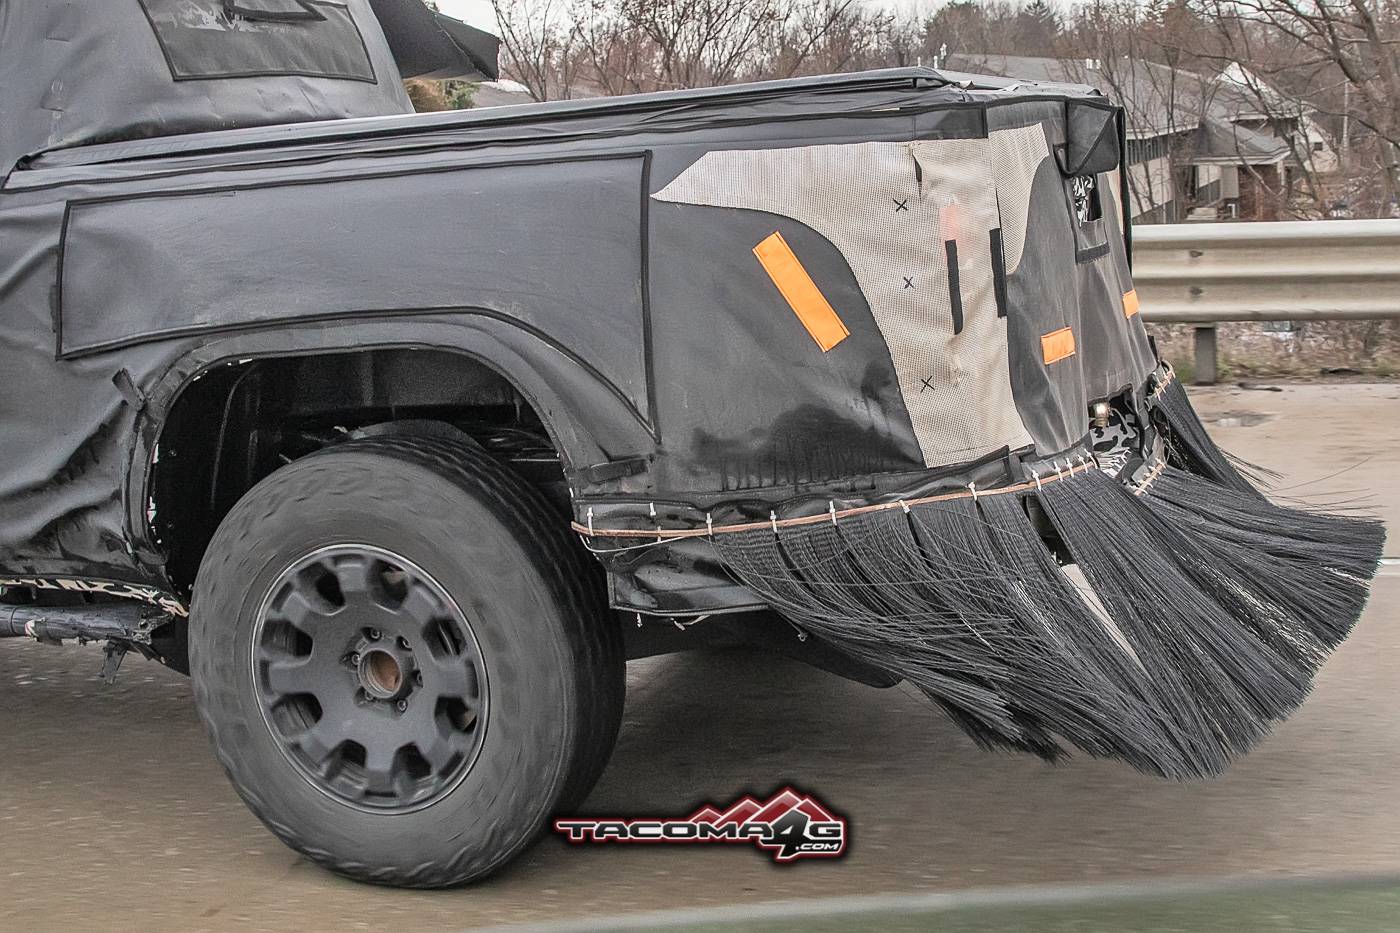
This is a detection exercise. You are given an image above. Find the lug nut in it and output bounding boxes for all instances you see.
[397,636,410,650]
[367,629,381,641]
[396,699,408,712]
[349,653,361,666]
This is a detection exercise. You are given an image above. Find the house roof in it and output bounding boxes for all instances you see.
[944,53,1296,165]
[1197,116,1289,163]
[944,53,1207,137]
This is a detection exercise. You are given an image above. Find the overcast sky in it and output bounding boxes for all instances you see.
[435,0,496,30]
[435,0,941,32]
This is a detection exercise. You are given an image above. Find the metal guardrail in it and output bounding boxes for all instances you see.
[1132,219,1400,383]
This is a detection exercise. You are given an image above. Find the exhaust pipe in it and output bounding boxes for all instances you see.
[2,603,151,643]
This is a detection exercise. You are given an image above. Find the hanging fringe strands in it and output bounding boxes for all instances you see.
[706,462,1380,780]
[1149,364,1276,497]
[1137,464,1384,654]
[1036,470,1312,761]
[575,369,1380,781]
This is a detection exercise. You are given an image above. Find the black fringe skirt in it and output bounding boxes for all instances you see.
[708,374,1384,780]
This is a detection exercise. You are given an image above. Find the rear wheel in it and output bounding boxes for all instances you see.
[189,434,623,887]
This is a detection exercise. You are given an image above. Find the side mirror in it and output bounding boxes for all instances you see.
[1058,101,1121,177]
[368,0,501,80]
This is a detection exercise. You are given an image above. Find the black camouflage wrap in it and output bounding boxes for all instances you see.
[1,53,1145,598]
[0,8,1382,780]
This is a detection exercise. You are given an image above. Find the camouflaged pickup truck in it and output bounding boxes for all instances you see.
[1,0,1380,888]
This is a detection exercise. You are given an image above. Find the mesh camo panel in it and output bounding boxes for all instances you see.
[654,125,1052,469]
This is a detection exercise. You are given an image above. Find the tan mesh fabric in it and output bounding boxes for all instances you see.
[981,125,1051,274]
[654,125,1051,468]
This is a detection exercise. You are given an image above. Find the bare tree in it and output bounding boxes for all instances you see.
[572,0,655,95]
[490,0,580,100]
[567,0,888,93]
[767,0,889,78]
[1058,1,1219,219]
[1192,0,1400,215]
[617,0,782,89]
[918,0,1019,62]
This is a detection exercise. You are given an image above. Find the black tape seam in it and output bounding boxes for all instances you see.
[990,228,1008,318]
[945,239,963,334]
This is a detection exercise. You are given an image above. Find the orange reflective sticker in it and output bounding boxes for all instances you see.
[1122,288,1141,319]
[1041,327,1076,364]
[753,231,850,352]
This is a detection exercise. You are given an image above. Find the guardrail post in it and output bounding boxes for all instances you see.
[1193,325,1218,385]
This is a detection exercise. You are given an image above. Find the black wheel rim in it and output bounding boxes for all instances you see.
[251,545,488,812]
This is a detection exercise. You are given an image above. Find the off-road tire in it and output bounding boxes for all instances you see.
[189,434,624,887]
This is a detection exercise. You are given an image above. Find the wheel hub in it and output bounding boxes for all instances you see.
[358,646,409,700]
[251,545,488,813]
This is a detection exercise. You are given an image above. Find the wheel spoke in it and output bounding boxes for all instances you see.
[400,583,444,627]
[416,728,468,773]
[271,580,335,630]
[404,700,472,772]
[361,736,401,794]
[264,656,315,695]
[422,651,475,699]
[293,718,345,767]
[333,554,376,597]
[260,637,351,700]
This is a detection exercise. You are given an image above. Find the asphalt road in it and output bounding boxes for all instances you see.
[2,383,1396,933]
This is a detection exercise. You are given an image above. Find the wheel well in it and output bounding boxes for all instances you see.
[148,348,568,595]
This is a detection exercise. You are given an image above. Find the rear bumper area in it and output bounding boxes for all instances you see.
[578,363,1385,779]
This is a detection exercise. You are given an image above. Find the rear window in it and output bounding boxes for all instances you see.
[139,0,377,82]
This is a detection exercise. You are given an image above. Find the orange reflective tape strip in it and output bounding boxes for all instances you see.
[1123,288,1141,319]
[752,231,850,352]
[1041,326,1076,364]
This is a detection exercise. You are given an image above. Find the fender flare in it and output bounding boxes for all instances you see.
[122,312,658,563]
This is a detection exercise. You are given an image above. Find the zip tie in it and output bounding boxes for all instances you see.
[706,512,714,537]
[900,499,911,513]
[829,501,839,526]
[967,481,978,500]
[635,613,643,628]
[586,507,595,536]
[1033,469,1043,490]
[770,511,779,534]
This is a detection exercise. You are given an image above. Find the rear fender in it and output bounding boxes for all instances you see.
[124,315,658,563]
